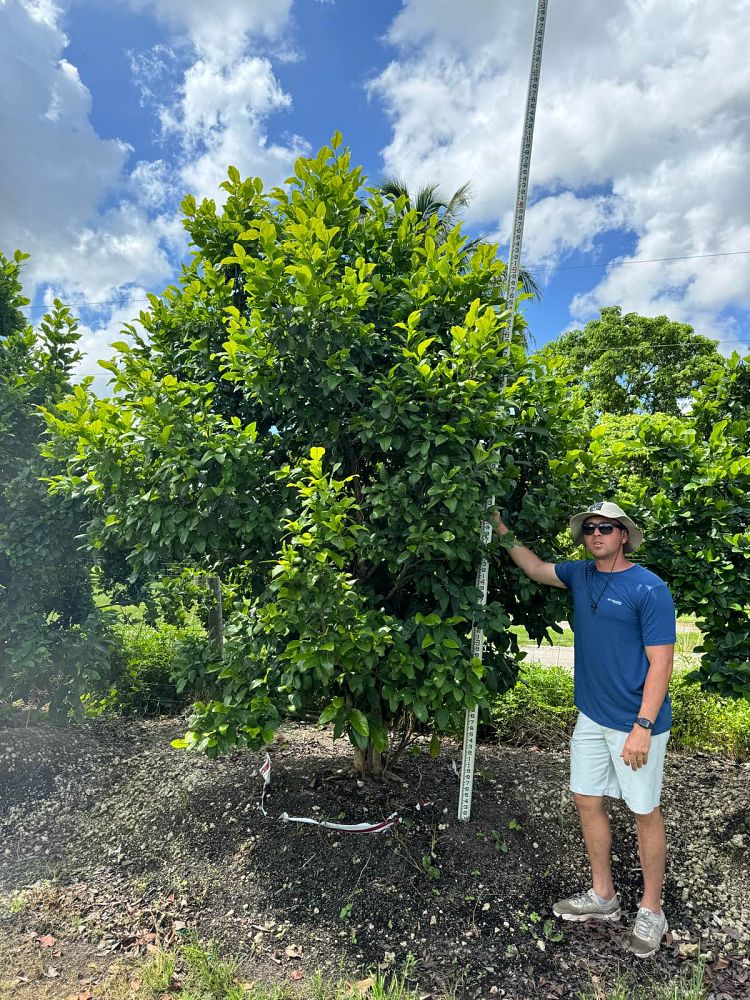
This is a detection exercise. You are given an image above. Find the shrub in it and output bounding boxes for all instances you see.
[0,252,116,717]
[489,664,576,749]
[490,664,750,760]
[85,621,209,717]
[44,137,590,774]
[669,673,750,759]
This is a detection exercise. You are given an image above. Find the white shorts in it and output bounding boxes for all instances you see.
[569,712,669,815]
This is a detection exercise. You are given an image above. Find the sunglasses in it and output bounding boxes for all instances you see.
[582,521,625,536]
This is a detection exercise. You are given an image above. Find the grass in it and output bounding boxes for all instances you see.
[100,937,425,1000]
[98,936,713,1000]
[490,664,750,759]
[99,937,708,1000]
[510,617,704,655]
[579,959,707,999]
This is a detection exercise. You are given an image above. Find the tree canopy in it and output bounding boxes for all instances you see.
[539,306,722,416]
[585,352,750,700]
[377,176,542,301]
[43,136,589,772]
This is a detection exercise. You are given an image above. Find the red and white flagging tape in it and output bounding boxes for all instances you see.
[279,811,400,833]
[257,753,400,833]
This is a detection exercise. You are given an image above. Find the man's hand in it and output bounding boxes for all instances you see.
[491,514,566,588]
[620,725,652,771]
[490,511,508,536]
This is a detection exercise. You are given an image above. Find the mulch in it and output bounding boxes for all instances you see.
[0,715,748,998]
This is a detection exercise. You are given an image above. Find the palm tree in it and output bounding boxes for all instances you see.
[376,176,542,300]
[378,175,474,239]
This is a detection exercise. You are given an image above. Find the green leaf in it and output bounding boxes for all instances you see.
[319,700,342,726]
[349,709,369,738]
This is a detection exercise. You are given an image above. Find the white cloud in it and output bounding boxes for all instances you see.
[0,0,305,341]
[130,0,293,60]
[35,204,183,301]
[371,0,750,338]
[516,192,626,269]
[0,0,129,247]
[127,1,306,202]
[70,288,149,397]
[160,53,307,201]
[0,0,186,311]
[129,159,173,209]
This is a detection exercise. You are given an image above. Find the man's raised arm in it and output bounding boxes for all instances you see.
[491,513,566,589]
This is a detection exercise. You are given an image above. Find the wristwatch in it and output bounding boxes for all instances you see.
[634,716,654,730]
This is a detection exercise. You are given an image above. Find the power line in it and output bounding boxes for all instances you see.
[530,249,750,272]
[20,247,750,312]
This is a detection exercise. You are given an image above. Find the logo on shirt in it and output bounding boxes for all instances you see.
[607,598,623,606]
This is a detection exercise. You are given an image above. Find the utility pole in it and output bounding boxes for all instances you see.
[458,0,549,821]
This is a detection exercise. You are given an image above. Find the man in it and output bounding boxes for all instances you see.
[492,501,676,958]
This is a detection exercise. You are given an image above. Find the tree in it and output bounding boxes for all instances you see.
[584,361,750,700]
[377,176,543,300]
[538,307,723,416]
[691,350,750,436]
[377,176,474,243]
[44,136,589,774]
[0,251,114,715]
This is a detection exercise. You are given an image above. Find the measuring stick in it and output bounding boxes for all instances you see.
[458,0,549,821]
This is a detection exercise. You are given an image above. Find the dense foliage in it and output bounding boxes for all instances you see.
[586,355,750,699]
[491,664,750,760]
[43,137,589,771]
[539,306,722,416]
[0,252,114,715]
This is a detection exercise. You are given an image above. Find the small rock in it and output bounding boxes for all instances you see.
[678,943,699,957]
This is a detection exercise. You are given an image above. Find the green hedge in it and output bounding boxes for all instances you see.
[490,665,750,760]
[83,621,209,717]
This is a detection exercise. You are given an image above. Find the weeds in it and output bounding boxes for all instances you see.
[117,938,424,1000]
[141,947,177,992]
[578,959,706,999]
[4,891,29,916]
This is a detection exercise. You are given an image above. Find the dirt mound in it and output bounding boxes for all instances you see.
[1,717,749,998]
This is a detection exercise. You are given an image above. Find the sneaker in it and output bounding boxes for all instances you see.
[552,888,621,922]
[628,907,668,958]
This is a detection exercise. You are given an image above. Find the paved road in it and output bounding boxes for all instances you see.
[519,643,574,668]
[519,643,701,670]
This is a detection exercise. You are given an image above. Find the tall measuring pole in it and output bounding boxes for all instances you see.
[458,0,549,821]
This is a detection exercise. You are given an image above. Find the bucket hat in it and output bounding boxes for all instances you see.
[569,501,643,554]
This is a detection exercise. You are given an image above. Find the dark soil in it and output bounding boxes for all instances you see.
[1,715,749,999]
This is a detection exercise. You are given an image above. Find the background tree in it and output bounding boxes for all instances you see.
[539,307,722,416]
[584,360,750,700]
[691,350,750,435]
[0,251,114,715]
[44,137,589,774]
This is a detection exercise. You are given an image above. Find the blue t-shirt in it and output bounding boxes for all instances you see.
[554,561,676,735]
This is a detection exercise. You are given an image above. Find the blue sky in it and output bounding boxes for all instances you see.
[2,0,749,378]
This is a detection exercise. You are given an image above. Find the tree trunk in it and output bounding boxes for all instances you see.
[353,743,384,779]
